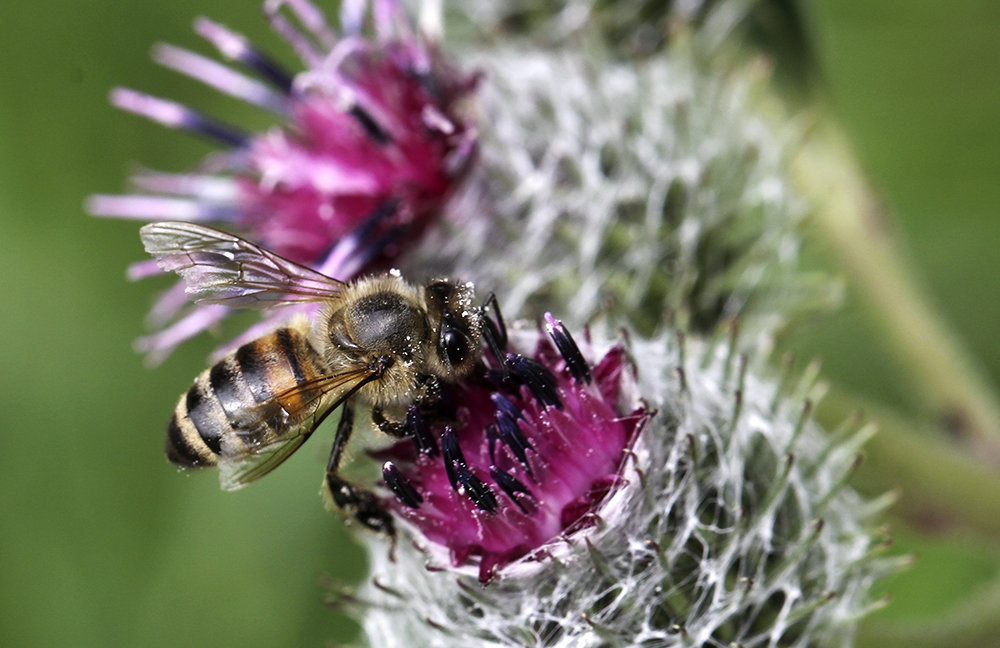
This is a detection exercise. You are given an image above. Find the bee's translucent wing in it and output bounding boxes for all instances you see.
[218,431,311,491]
[140,221,345,308]
[217,367,379,491]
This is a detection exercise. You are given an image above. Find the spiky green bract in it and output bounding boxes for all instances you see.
[357,329,889,647]
[408,40,833,348]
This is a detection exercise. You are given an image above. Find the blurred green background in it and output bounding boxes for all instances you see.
[0,1,997,647]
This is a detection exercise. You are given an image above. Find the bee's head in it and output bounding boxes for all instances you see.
[424,279,482,377]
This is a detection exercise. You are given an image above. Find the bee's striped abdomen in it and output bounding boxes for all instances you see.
[165,327,326,467]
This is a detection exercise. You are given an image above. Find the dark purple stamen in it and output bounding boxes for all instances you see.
[489,420,533,480]
[441,426,465,491]
[441,427,497,513]
[350,199,401,242]
[494,411,525,448]
[453,461,498,514]
[383,461,423,509]
[410,68,444,106]
[489,466,535,514]
[480,294,507,364]
[379,328,647,585]
[490,392,522,423]
[485,422,500,466]
[232,48,294,93]
[214,40,294,93]
[505,353,562,409]
[333,200,403,268]
[113,88,250,148]
[544,313,592,384]
[349,225,409,269]
[185,112,249,147]
[493,410,534,475]
[406,405,438,457]
[348,104,391,145]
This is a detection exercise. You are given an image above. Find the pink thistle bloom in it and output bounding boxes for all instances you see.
[89,0,478,361]
[376,313,650,585]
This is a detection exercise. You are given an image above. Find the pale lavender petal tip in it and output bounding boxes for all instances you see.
[194,16,250,60]
[110,88,189,128]
[152,43,288,113]
[126,259,164,282]
[87,195,220,221]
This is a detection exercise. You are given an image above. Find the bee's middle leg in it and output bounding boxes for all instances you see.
[323,405,397,549]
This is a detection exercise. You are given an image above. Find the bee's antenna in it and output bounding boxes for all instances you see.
[480,292,507,364]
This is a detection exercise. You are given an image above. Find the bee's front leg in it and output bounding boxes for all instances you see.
[372,380,450,457]
[371,406,407,437]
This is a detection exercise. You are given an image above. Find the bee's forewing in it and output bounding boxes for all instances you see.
[140,221,345,309]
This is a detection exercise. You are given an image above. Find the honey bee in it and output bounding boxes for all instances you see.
[140,221,506,540]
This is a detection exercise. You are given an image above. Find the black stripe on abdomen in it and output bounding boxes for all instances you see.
[165,411,207,467]
[276,328,308,385]
[164,328,326,468]
[236,338,277,404]
[165,371,223,468]
[184,381,226,455]
[208,352,276,448]
[209,359,245,418]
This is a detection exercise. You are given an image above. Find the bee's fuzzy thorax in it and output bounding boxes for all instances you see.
[315,274,432,409]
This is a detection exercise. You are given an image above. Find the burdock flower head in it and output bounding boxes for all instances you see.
[358,329,893,647]
[374,313,649,585]
[89,0,478,360]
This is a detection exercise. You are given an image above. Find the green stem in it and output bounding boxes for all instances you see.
[820,389,1000,647]
[856,566,1000,648]
[792,120,1000,465]
[818,388,1000,539]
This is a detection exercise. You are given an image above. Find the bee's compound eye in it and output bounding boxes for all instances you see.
[442,329,468,367]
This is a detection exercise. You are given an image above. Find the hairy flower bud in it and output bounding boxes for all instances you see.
[410,41,834,346]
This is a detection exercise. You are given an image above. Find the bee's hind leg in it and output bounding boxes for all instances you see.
[323,404,397,556]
